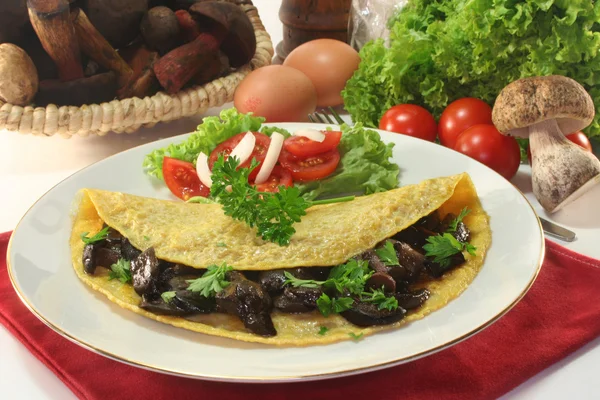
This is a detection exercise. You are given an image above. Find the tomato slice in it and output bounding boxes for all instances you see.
[254,166,293,193]
[162,157,210,200]
[208,132,270,180]
[283,130,342,158]
[279,148,340,182]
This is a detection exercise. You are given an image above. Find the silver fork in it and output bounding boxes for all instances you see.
[308,107,346,125]
[308,107,577,242]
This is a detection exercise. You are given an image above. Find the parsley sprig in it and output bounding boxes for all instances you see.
[81,226,110,245]
[361,288,399,311]
[161,291,176,303]
[374,240,399,266]
[109,258,132,283]
[186,263,233,297]
[423,209,477,267]
[210,156,354,246]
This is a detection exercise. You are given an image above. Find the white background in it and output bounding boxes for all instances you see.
[1,0,600,398]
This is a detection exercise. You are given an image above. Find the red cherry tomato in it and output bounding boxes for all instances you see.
[162,157,210,200]
[254,166,293,193]
[378,104,438,142]
[209,132,271,180]
[279,148,341,182]
[283,130,342,158]
[438,98,493,148]
[526,131,593,165]
[454,124,521,180]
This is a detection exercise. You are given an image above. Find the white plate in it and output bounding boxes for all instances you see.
[7,123,544,382]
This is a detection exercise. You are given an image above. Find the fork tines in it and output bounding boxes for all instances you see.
[308,107,345,125]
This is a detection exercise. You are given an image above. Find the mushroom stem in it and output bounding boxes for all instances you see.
[529,119,600,213]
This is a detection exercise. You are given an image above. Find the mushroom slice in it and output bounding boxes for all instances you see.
[493,75,600,213]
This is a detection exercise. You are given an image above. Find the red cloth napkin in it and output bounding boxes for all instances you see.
[2,231,600,400]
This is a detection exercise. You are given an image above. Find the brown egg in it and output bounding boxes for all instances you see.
[283,39,361,107]
[233,65,317,122]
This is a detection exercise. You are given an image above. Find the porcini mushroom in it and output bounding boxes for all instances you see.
[492,75,600,213]
[152,1,256,93]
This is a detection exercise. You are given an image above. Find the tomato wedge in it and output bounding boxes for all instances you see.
[283,130,342,158]
[254,166,293,193]
[162,157,210,200]
[208,132,271,180]
[279,148,340,182]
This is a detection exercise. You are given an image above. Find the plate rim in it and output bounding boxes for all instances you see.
[5,123,546,382]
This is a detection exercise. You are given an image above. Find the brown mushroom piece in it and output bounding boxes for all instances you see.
[493,76,600,213]
[140,6,181,55]
[152,1,256,93]
[0,44,39,106]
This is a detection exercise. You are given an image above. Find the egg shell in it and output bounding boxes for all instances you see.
[283,39,361,107]
[233,65,317,123]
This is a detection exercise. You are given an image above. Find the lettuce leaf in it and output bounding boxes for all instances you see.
[143,109,266,179]
[296,123,400,200]
[342,0,600,142]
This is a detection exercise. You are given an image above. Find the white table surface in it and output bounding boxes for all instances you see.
[2,1,600,398]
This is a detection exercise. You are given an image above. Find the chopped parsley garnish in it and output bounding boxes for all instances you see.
[143,235,150,241]
[360,288,399,311]
[423,233,477,267]
[186,263,232,297]
[109,258,132,283]
[161,291,176,303]
[349,332,364,341]
[317,294,354,317]
[216,242,228,248]
[374,240,399,266]
[283,271,323,288]
[81,226,110,245]
[318,326,329,335]
[210,156,354,246]
[446,207,470,232]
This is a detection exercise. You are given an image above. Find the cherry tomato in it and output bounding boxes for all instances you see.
[254,166,293,193]
[378,104,438,142]
[526,131,593,165]
[209,132,271,180]
[279,148,341,182]
[162,157,210,200]
[438,98,493,148]
[283,130,342,158]
[454,124,521,180]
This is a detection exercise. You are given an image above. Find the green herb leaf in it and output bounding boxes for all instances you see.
[210,155,317,246]
[283,271,324,288]
[349,332,364,341]
[325,259,372,295]
[143,235,150,241]
[161,291,176,303]
[216,242,228,248]
[187,196,218,204]
[361,288,399,311]
[109,258,132,284]
[374,240,400,266]
[446,208,470,233]
[187,264,232,298]
[81,226,110,245]
[423,233,463,267]
[318,326,329,335]
[316,294,354,317]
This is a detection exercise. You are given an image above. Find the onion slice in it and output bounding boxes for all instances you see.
[254,132,284,184]
[293,129,326,142]
[229,131,256,165]
[196,152,212,188]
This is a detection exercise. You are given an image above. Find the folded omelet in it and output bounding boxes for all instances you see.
[70,173,491,345]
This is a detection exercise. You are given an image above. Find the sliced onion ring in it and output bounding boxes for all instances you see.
[229,131,256,165]
[292,129,326,142]
[255,132,284,184]
[196,152,212,188]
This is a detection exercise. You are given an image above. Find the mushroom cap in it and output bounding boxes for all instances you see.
[189,1,256,68]
[492,75,595,138]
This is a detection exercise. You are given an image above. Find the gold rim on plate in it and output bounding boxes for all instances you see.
[5,132,546,382]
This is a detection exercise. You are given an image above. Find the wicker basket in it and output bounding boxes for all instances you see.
[0,2,273,138]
